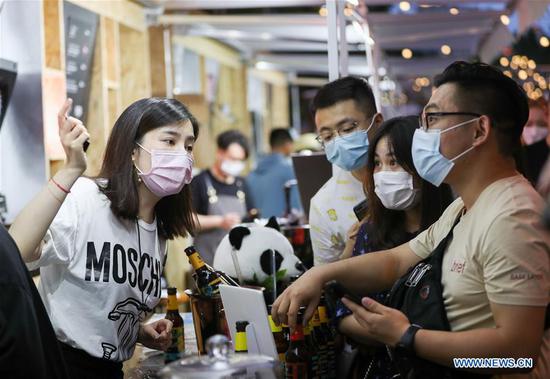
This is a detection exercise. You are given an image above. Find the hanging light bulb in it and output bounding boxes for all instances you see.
[401,48,413,59]
[500,14,510,26]
[499,57,509,67]
[399,1,411,12]
[441,45,452,55]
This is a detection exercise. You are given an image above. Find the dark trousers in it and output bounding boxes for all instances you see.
[59,341,123,379]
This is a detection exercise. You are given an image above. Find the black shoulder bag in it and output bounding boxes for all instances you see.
[386,215,490,379]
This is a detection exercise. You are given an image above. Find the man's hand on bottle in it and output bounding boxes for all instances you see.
[271,267,325,330]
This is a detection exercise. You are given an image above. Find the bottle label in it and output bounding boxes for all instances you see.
[310,353,319,376]
[235,331,248,352]
[289,327,304,342]
[285,362,307,379]
[165,326,184,363]
[312,310,321,327]
[189,253,205,270]
[200,276,222,296]
[269,315,283,332]
[318,306,328,323]
[167,295,179,311]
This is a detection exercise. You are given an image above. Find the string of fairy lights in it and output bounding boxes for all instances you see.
[500,55,548,101]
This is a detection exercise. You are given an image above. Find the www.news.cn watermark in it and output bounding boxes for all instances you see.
[453,358,533,369]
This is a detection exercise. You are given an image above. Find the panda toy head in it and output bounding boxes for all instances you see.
[213,217,303,284]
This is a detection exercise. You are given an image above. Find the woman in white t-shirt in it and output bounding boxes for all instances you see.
[9,97,199,379]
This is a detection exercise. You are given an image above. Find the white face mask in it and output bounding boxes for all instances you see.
[522,126,548,146]
[221,159,245,177]
[373,171,420,210]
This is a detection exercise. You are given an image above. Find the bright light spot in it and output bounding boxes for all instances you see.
[399,1,411,12]
[518,70,528,80]
[402,48,413,59]
[500,14,510,26]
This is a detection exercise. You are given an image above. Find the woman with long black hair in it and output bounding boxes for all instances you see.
[9,97,199,378]
[337,115,454,378]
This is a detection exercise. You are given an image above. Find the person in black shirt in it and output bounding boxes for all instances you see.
[191,130,256,264]
[0,224,68,378]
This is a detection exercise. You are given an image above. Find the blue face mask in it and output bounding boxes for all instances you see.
[324,119,374,171]
[411,117,479,187]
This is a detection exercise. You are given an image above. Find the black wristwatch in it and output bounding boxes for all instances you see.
[395,324,422,355]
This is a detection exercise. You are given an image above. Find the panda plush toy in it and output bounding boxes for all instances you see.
[213,217,305,285]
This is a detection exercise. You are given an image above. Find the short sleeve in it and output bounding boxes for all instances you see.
[26,192,79,271]
[190,173,208,215]
[310,200,344,265]
[242,179,256,211]
[409,198,464,259]
[482,210,550,306]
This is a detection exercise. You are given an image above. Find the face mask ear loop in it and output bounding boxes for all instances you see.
[365,114,378,134]
[440,117,481,135]
[135,142,151,155]
[134,142,152,175]
[450,145,475,163]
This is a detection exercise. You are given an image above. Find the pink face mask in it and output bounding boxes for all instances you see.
[135,142,194,197]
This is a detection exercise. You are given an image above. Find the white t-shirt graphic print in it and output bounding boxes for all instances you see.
[27,178,166,362]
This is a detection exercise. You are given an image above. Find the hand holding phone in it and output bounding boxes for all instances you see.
[353,200,368,221]
[324,280,363,305]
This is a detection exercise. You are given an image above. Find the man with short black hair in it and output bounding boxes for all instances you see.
[309,76,383,265]
[273,62,550,378]
[191,130,255,264]
[247,128,302,218]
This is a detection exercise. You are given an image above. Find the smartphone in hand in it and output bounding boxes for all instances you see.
[324,280,363,305]
[353,200,368,221]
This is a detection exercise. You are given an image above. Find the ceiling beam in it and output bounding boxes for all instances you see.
[158,14,327,26]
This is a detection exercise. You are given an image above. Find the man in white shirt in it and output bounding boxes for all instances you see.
[309,76,383,265]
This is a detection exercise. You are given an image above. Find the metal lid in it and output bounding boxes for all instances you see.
[159,335,276,378]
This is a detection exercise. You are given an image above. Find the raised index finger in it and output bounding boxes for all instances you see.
[57,98,73,126]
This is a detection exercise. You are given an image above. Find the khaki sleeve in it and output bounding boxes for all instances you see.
[483,209,550,306]
[409,198,464,259]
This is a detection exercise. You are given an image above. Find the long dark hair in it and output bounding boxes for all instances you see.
[364,116,454,250]
[97,97,199,240]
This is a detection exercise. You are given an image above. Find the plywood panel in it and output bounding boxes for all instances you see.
[272,83,290,127]
[119,24,152,109]
[149,25,168,97]
[103,17,119,83]
[84,23,107,177]
[172,35,242,69]
[107,87,121,133]
[176,94,212,169]
[66,0,146,32]
[43,0,64,70]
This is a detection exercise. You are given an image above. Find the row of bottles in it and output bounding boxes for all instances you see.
[267,299,337,379]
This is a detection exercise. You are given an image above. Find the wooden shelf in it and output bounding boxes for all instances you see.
[43,0,64,71]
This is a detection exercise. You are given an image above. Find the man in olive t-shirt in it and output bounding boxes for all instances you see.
[272,62,550,378]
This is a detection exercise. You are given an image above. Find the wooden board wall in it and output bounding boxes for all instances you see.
[42,0,151,176]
